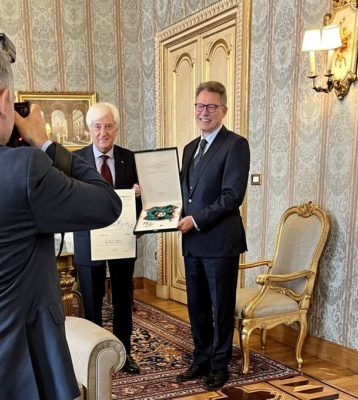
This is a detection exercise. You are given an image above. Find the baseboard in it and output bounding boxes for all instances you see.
[133,277,144,290]
[133,277,156,294]
[267,325,358,373]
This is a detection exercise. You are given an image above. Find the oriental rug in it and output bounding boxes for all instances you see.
[102,300,300,400]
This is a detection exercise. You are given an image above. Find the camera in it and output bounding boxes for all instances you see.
[7,101,31,147]
[1,33,31,146]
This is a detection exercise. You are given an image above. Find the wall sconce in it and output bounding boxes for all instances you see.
[302,26,341,94]
[302,1,358,100]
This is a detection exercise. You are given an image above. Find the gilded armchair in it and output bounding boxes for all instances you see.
[235,202,330,373]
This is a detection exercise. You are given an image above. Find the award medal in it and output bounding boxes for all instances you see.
[144,205,178,221]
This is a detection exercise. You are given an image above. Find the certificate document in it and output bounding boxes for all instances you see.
[90,189,136,260]
[134,148,182,234]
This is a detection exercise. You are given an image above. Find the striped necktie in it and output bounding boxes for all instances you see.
[193,139,207,169]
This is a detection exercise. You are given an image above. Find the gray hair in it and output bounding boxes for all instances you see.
[0,48,14,98]
[86,102,120,130]
[196,81,227,106]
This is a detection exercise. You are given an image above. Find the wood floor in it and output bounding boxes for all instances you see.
[134,288,358,398]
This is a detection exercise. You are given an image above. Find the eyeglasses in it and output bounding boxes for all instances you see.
[194,103,225,113]
[92,123,116,133]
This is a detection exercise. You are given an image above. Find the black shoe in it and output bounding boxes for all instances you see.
[203,368,229,389]
[122,355,140,375]
[176,363,210,382]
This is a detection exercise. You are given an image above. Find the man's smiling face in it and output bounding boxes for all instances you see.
[195,89,227,135]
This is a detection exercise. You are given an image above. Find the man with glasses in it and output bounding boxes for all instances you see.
[73,102,141,375]
[177,81,250,389]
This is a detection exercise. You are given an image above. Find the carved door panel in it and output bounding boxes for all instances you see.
[202,21,236,130]
[163,38,199,303]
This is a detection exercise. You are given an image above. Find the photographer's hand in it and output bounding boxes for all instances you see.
[14,104,48,148]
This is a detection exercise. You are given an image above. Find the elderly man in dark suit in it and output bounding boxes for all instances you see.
[0,48,122,400]
[177,81,250,389]
[73,102,141,375]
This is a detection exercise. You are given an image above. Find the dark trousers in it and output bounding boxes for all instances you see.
[184,255,239,371]
[76,259,135,354]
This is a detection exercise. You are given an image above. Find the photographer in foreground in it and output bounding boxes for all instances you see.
[0,48,122,400]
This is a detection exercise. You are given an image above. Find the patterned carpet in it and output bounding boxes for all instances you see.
[101,300,299,399]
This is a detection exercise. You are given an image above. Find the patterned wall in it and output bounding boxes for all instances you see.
[246,0,358,351]
[0,0,357,350]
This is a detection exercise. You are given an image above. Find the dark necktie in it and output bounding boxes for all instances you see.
[193,138,207,169]
[100,155,113,186]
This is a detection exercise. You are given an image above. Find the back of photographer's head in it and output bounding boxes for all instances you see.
[0,48,15,143]
[0,48,14,95]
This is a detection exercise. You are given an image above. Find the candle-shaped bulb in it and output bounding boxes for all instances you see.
[309,51,316,76]
[326,49,334,75]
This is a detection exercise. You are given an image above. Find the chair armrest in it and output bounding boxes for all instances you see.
[239,260,272,270]
[256,269,311,285]
[65,316,126,400]
[240,270,311,318]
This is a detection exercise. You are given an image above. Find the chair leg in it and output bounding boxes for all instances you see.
[261,328,267,350]
[239,322,251,374]
[296,316,307,370]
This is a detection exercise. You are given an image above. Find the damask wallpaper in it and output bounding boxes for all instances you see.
[0,0,356,351]
[246,0,358,352]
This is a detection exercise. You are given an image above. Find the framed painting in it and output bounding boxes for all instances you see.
[16,91,96,150]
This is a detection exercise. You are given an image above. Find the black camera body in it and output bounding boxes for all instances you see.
[7,101,31,147]
[1,33,31,147]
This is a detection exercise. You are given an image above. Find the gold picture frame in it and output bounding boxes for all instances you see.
[16,91,96,150]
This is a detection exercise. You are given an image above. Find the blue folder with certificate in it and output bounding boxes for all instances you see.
[134,147,182,234]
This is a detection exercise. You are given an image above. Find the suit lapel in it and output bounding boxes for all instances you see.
[190,127,228,193]
[182,138,200,180]
[83,145,96,166]
[113,145,128,189]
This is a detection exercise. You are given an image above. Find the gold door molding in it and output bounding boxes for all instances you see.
[155,0,251,301]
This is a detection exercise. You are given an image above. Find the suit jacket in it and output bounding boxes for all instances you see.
[73,144,139,266]
[181,126,250,257]
[0,143,121,400]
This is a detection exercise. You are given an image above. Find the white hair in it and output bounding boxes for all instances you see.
[86,102,120,130]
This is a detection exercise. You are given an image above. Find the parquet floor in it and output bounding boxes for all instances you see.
[134,289,358,399]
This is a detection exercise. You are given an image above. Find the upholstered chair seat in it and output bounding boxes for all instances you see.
[235,288,299,318]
